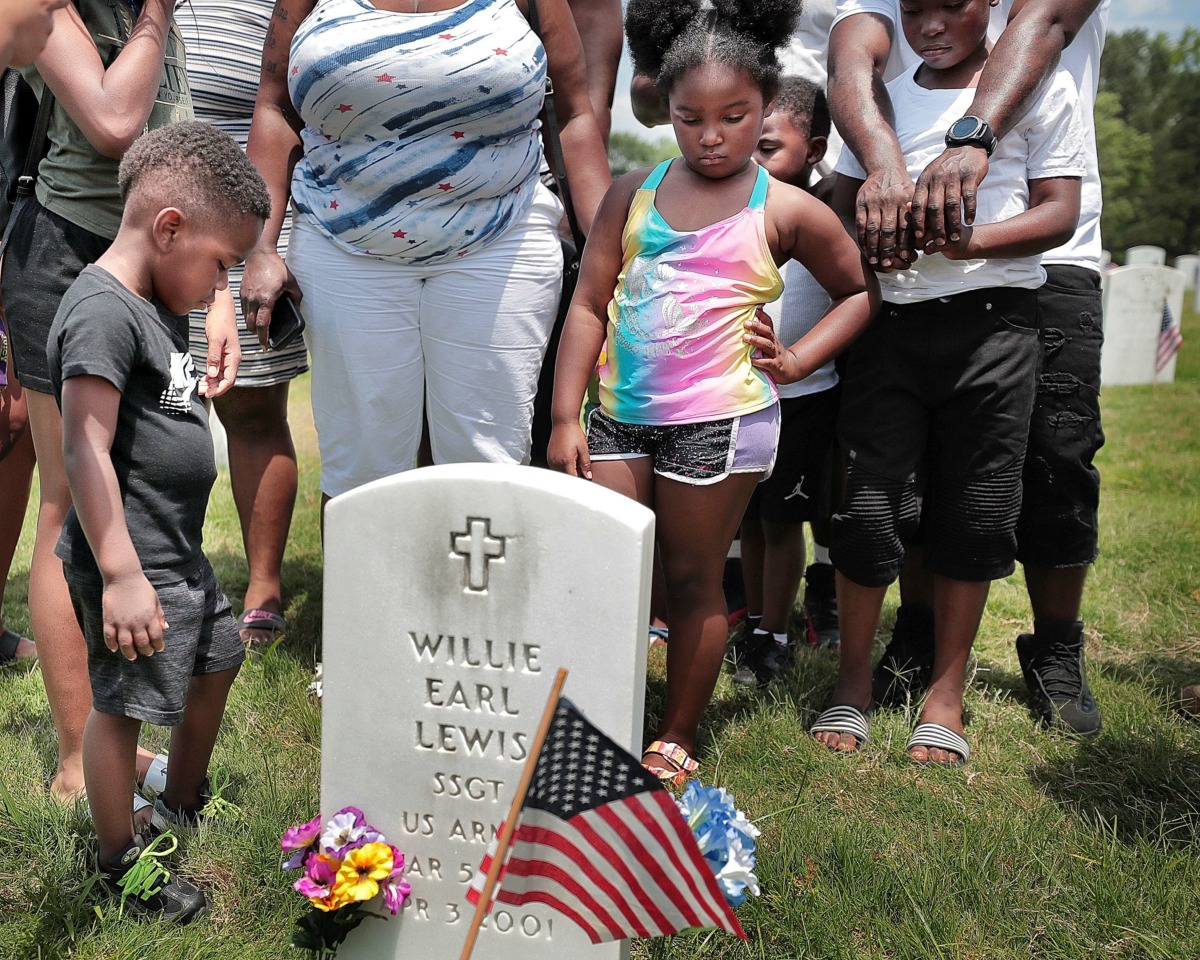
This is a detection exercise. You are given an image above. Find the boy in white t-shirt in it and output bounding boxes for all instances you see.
[811,0,1085,765]
[829,0,1110,741]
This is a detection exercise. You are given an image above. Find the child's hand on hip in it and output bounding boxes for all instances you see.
[548,423,593,480]
[746,308,803,385]
[102,574,168,661]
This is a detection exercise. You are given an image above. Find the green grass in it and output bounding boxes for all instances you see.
[1,304,1198,959]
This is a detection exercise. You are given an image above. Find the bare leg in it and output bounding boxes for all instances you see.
[1023,565,1087,621]
[898,546,934,609]
[213,384,297,645]
[908,575,990,764]
[0,376,37,657]
[755,518,806,635]
[25,392,155,797]
[83,709,140,863]
[564,0,623,144]
[813,572,886,752]
[160,666,241,812]
[648,547,670,638]
[738,516,765,620]
[652,472,762,758]
[26,391,92,798]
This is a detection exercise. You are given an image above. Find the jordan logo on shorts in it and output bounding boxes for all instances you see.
[784,476,808,501]
[161,352,198,414]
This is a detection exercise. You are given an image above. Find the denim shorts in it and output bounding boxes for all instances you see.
[66,556,245,726]
[587,404,780,485]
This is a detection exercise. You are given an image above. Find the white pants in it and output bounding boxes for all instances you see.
[288,185,564,497]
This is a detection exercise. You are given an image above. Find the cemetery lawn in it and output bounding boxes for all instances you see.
[0,306,1196,960]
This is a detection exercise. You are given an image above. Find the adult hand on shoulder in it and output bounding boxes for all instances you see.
[911,145,989,248]
[102,573,167,661]
[547,422,592,480]
[241,248,301,352]
[855,166,916,268]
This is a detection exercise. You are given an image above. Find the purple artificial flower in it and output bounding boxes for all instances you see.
[281,814,323,870]
[305,850,338,885]
[381,846,412,915]
[294,874,330,899]
[341,823,386,852]
[281,814,322,853]
[334,806,366,826]
[320,808,371,856]
[293,852,337,899]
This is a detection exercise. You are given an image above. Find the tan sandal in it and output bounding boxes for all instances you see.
[641,740,698,788]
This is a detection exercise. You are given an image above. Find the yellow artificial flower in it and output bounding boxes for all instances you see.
[332,842,394,904]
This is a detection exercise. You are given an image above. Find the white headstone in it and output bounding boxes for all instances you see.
[1100,265,1186,385]
[1173,254,1200,290]
[322,464,655,960]
[1124,245,1166,267]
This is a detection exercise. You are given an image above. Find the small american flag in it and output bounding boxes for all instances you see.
[466,699,745,943]
[1157,301,1183,372]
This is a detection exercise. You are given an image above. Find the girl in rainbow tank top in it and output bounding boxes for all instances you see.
[549,0,880,787]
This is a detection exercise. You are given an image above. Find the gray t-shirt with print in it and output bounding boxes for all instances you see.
[49,265,216,583]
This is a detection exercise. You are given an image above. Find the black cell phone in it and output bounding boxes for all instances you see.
[268,293,306,351]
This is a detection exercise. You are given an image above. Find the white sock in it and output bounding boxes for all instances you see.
[812,544,831,565]
[773,632,788,647]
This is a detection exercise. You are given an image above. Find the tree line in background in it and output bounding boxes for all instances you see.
[1098,29,1199,261]
[606,29,1200,261]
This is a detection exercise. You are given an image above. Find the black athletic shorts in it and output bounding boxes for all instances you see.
[0,198,111,394]
[744,386,839,524]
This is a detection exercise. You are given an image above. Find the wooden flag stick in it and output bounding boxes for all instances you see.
[458,666,569,960]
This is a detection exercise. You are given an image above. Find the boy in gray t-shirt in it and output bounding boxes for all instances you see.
[47,122,270,922]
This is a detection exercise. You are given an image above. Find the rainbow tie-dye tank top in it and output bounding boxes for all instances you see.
[598,159,784,425]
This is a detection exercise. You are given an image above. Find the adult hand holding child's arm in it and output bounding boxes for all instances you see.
[61,376,166,660]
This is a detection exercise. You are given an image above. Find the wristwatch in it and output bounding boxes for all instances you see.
[945,116,998,156]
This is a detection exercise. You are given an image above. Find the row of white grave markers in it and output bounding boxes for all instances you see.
[1100,263,1186,385]
[1124,245,1167,267]
[322,464,655,960]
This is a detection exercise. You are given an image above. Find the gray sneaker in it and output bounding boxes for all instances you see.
[99,833,207,923]
[1017,620,1102,739]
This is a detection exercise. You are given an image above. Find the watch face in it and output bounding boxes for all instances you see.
[949,117,982,140]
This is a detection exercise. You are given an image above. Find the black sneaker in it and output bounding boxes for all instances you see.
[1016,620,1102,739]
[871,604,935,707]
[752,639,793,687]
[804,563,840,648]
[99,833,207,923]
[731,630,772,686]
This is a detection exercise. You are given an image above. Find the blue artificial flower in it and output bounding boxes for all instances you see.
[677,783,761,907]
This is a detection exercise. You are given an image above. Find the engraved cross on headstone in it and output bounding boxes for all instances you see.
[450,516,505,592]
